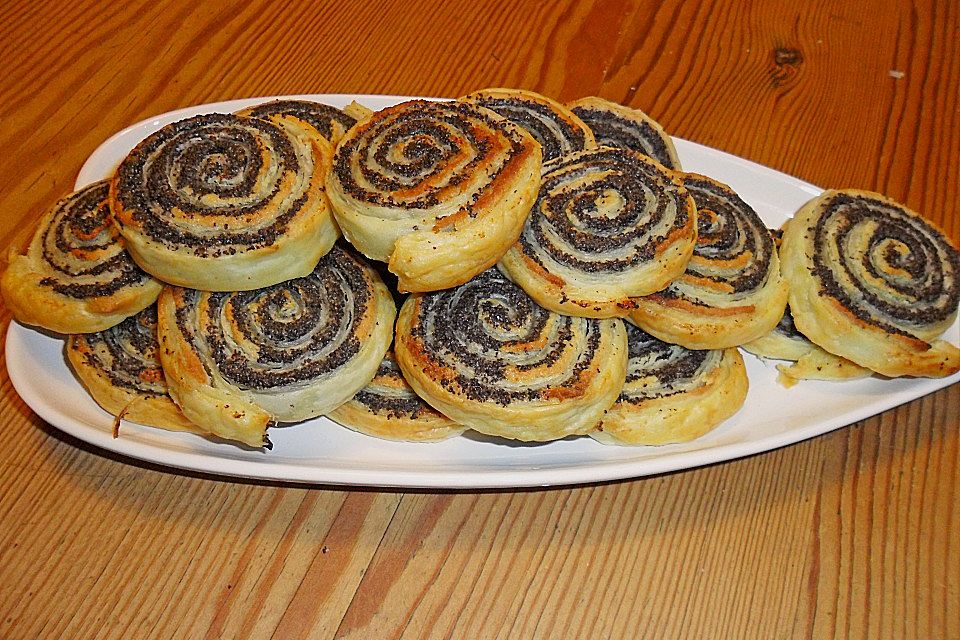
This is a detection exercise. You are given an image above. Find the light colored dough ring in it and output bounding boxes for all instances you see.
[1,180,161,334]
[341,101,374,123]
[157,245,396,448]
[742,305,871,387]
[110,112,336,292]
[67,305,200,434]
[498,147,697,318]
[327,99,542,292]
[780,189,960,378]
[327,350,466,442]
[630,174,788,349]
[592,324,748,446]
[567,96,682,170]
[394,268,627,442]
[237,98,361,147]
[460,88,596,163]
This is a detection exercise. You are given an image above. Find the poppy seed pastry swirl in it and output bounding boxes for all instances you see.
[236,98,365,146]
[1,180,162,334]
[327,350,466,442]
[780,189,960,377]
[498,147,697,318]
[630,174,788,349]
[394,268,627,442]
[327,99,542,292]
[67,305,198,433]
[592,323,748,446]
[568,96,682,170]
[110,112,336,292]
[461,88,596,163]
[157,245,396,448]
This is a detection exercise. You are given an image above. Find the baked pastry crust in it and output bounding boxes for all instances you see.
[67,305,199,433]
[460,88,596,163]
[157,245,396,448]
[629,174,788,349]
[779,189,960,377]
[592,324,748,446]
[498,147,697,318]
[110,112,336,292]
[742,305,871,387]
[327,99,542,292]
[327,350,466,442]
[394,268,627,442]
[1,180,161,334]
[567,96,681,170]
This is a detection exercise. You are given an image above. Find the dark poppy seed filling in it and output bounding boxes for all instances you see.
[174,245,372,390]
[115,113,310,259]
[332,101,523,211]
[241,100,357,141]
[810,194,960,337]
[619,323,719,402]
[571,105,677,170]
[409,268,607,406]
[74,306,166,395]
[38,180,153,299]
[350,354,438,420]
[771,305,807,341]
[470,95,588,162]
[375,355,399,378]
[518,147,689,274]
[353,389,425,419]
[41,263,147,299]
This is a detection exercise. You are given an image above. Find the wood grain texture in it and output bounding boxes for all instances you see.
[0,0,957,638]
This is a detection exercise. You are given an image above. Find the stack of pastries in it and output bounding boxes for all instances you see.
[3,90,958,450]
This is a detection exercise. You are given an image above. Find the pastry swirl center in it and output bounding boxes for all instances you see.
[411,269,606,405]
[175,247,372,390]
[519,148,689,273]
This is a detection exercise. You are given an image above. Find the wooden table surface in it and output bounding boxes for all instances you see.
[1,1,958,638]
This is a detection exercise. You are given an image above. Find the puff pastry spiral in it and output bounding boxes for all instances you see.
[592,323,748,445]
[1,180,161,334]
[461,88,596,162]
[394,268,627,442]
[157,244,396,448]
[328,350,466,442]
[111,112,336,291]
[237,98,364,146]
[327,99,542,292]
[499,147,697,317]
[780,189,960,377]
[568,96,681,170]
[68,305,198,433]
[630,174,788,349]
